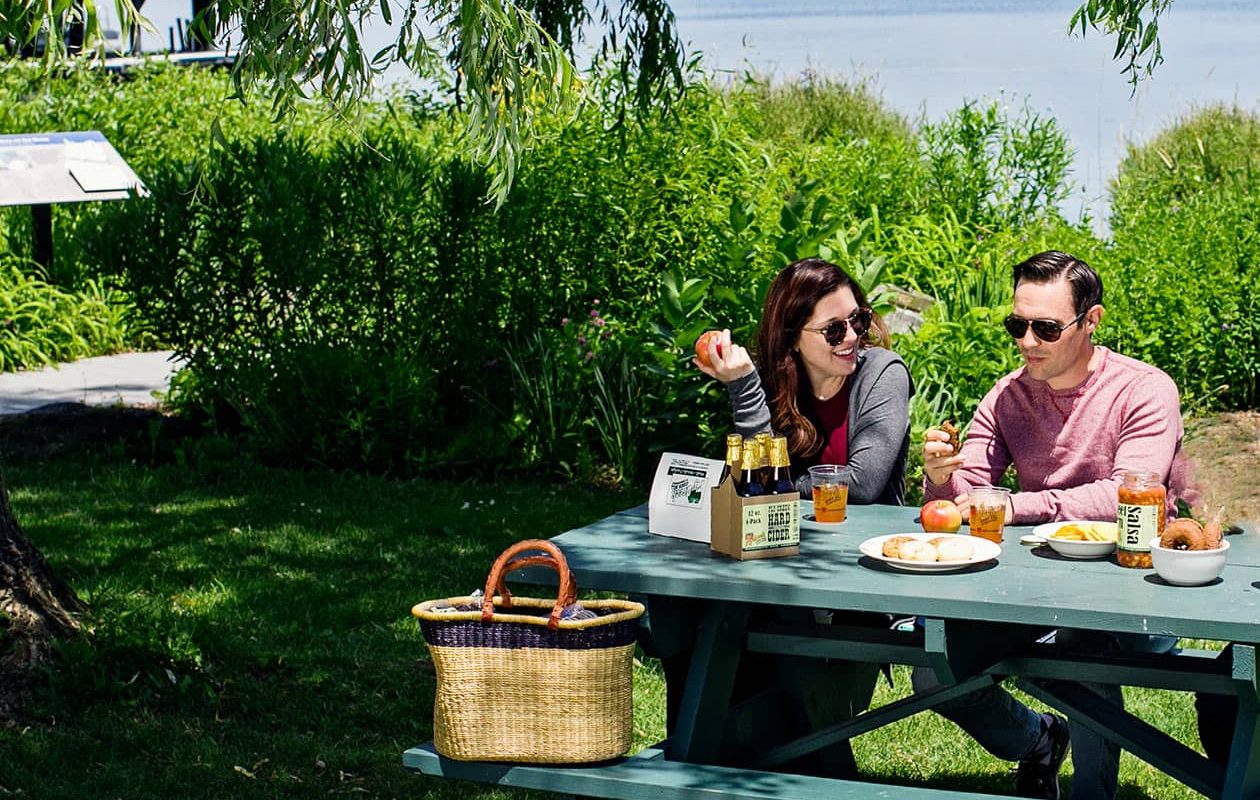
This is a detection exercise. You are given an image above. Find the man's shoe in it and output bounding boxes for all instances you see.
[1015,714,1070,800]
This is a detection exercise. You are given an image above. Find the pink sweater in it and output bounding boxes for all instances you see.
[925,347,1188,523]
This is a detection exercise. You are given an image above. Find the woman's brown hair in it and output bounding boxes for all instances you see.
[754,258,890,458]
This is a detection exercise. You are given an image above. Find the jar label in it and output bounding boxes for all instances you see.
[1117,503,1157,552]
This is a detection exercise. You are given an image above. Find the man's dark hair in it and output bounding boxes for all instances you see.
[1012,250,1103,315]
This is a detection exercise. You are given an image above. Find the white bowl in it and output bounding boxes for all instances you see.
[1044,536,1116,560]
[1149,537,1230,586]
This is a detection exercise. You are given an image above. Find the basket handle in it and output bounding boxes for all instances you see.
[482,539,577,630]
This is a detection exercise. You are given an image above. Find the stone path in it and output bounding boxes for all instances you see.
[0,351,181,415]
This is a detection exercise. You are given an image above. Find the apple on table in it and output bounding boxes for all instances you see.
[921,500,963,533]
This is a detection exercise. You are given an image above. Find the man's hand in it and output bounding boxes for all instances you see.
[923,426,964,486]
[694,328,755,383]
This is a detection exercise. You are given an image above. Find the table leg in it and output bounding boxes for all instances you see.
[1223,645,1260,800]
[671,602,750,764]
[755,671,998,770]
[1018,679,1223,798]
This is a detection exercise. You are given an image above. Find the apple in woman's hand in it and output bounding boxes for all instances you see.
[921,500,963,533]
[694,330,723,368]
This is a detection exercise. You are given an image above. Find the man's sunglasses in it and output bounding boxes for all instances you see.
[802,308,874,347]
[1002,310,1086,343]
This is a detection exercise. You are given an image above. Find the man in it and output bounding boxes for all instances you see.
[914,250,1190,800]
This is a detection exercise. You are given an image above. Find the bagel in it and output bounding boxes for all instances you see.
[882,535,914,558]
[1160,518,1214,551]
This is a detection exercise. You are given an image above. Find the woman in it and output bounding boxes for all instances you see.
[696,257,913,504]
[654,259,912,775]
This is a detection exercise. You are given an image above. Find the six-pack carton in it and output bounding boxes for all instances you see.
[709,473,800,560]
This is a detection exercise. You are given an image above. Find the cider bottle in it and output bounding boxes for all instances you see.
[1117,470,1165,568]
[720,434,743,485]
[737,445,766,497]
[768,436,795,495]
[754,432,773,489]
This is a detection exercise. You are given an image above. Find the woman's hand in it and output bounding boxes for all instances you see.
[923,426,964,486]
[694,328,755,383]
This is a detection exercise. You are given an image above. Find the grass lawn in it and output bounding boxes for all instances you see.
[0,449,1214,799]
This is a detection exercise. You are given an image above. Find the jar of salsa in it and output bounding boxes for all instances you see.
[1116,470,1166,568]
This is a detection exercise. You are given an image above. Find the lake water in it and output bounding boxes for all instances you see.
[127,0,1260,229]
[669,0,1260,229]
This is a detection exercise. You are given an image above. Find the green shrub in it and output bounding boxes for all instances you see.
[0,255,138,370]
[1105,105,1260,409]
[919,98,1074,229]
[103,128,450,468]
[1111,104,1260,228]
[742,73,914,145]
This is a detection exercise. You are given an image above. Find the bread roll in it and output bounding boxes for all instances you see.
[935,537,975,561]
[897,540,938,561]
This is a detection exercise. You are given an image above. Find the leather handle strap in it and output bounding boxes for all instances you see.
[481,539,577,630]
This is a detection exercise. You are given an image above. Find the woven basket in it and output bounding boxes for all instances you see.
[413,539,644,764]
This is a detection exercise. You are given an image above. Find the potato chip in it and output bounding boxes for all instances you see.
[1052,524,1088,541]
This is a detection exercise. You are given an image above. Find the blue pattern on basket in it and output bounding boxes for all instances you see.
[420,615,639,650]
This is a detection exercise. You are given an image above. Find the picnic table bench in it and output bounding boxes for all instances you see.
[405,502,1260,799]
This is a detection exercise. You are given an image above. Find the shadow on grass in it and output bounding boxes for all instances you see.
[0,428,642,799]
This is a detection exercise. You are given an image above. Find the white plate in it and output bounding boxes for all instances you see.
[859,533,1001,573]
[1034,520,1118,559]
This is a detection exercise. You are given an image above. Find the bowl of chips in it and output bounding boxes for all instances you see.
[1039,521,1118,559]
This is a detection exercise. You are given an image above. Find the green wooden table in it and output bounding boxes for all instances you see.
[405,502,1260,800]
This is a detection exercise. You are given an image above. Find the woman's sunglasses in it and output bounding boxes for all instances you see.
[802,307,873,347]
[1003,310,1086,343]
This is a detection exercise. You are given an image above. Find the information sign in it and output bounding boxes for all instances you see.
[0,130,145,206]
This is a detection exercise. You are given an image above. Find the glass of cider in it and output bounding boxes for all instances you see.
[968,486,1011,543]
[808,465,850,523]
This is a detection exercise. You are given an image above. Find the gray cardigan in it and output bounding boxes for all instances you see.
[724,346,914,505]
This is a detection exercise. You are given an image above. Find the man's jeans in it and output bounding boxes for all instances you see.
[911,630,1178,800]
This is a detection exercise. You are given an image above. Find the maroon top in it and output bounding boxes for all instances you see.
[811,379,853,466]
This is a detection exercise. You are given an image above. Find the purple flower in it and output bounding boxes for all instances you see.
[594,317,605,327]
[590,309,599,318]
[1222,323,1231,331]
[560,317,570,326]
[601,330,612,340]
[577,336,587,345]
[585,351,595,361]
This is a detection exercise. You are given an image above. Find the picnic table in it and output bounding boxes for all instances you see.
[405,502,1260,800]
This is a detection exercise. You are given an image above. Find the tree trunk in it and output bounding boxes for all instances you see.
[0,468,84,716]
